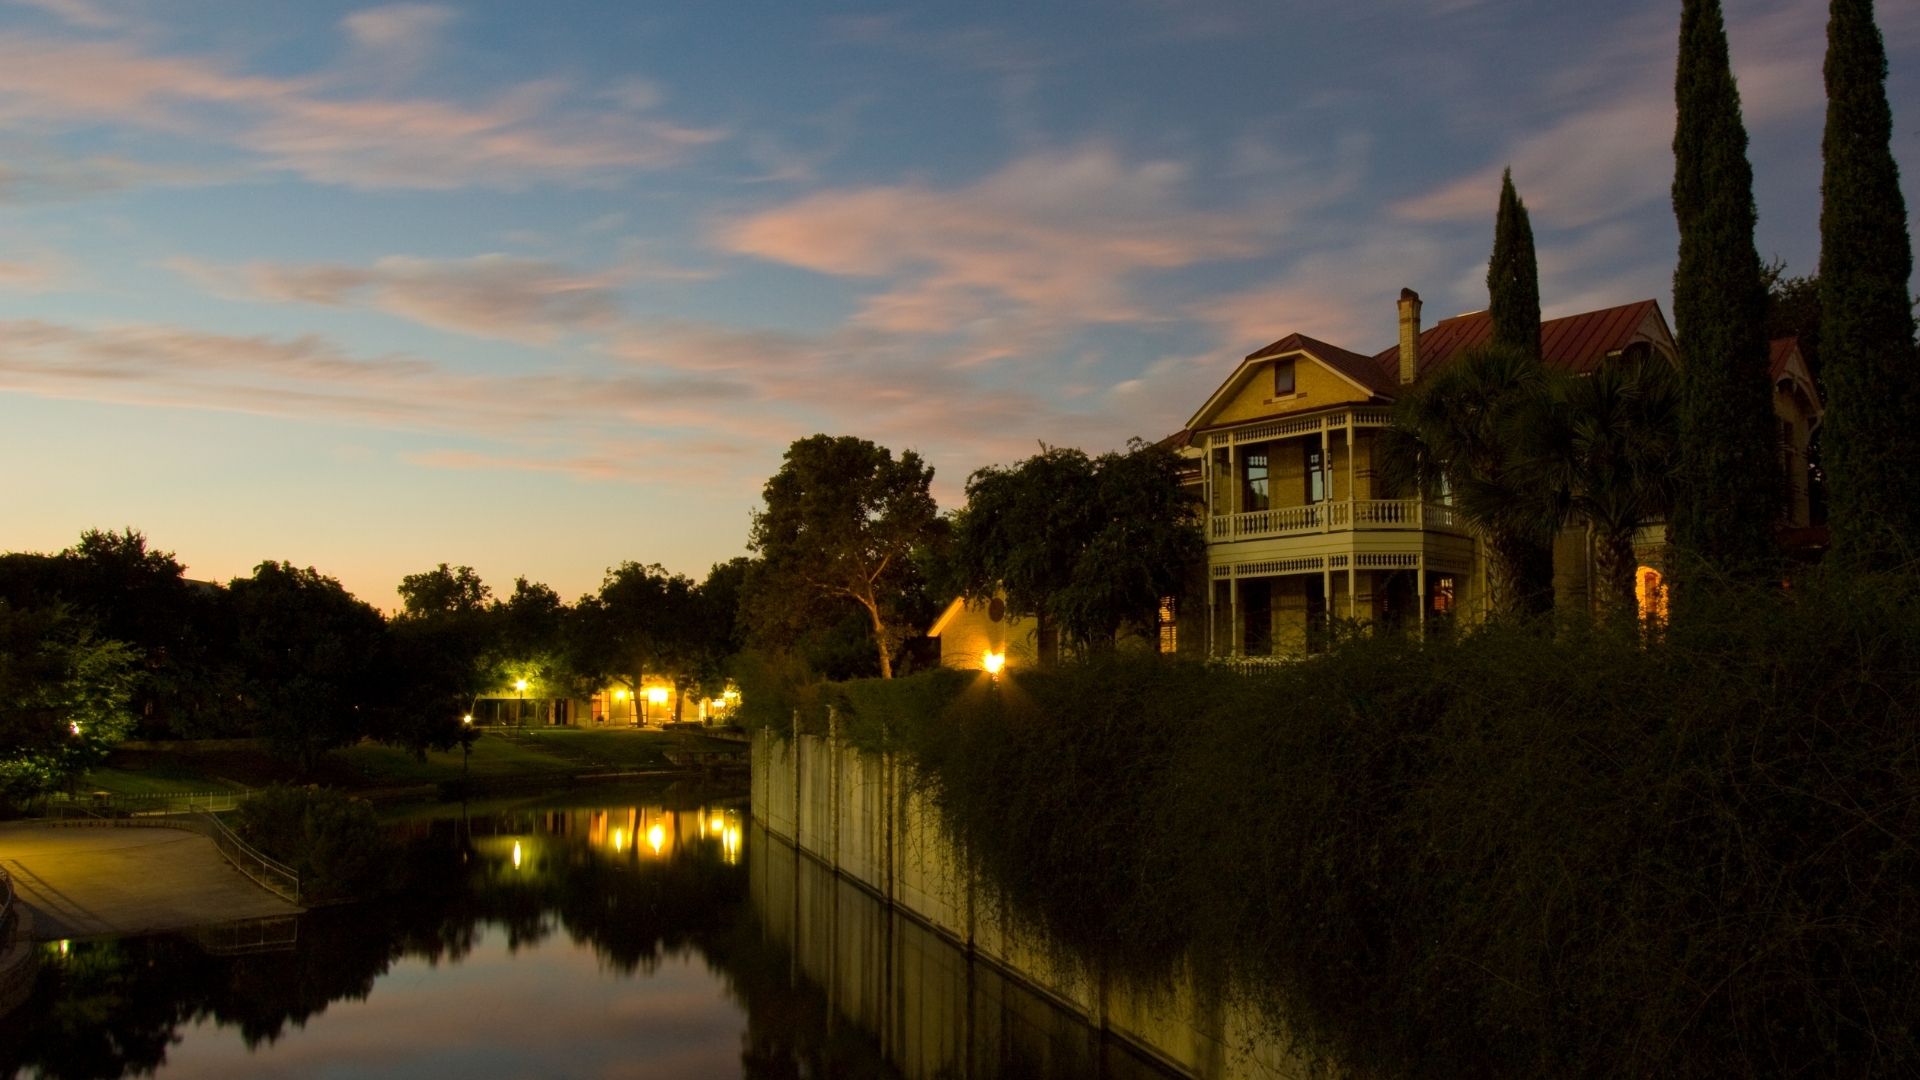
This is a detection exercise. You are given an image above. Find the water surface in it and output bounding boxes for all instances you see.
[0,787,1175,1079]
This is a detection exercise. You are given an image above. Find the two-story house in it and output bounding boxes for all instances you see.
[1186,289,1822,659]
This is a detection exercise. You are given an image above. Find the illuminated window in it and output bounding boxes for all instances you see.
[1273,359,1296,396]
[1431,575,1455,615]
[1157,596,1178,654]
[1635,566,1668,626]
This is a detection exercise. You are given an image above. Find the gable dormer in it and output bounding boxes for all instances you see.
[1186,333,1395,435]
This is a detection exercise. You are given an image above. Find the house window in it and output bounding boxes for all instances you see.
[1273,359,1296,396]
[1157,596,1178,654]
[1305,445,1327,504]
[1636,567,1668,627]
[1430,575,1455,615]
[1244,450,1270,512]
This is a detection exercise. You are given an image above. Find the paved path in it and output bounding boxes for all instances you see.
[0,824,301,940]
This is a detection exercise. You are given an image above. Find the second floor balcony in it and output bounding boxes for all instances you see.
[1209,498,1465,542]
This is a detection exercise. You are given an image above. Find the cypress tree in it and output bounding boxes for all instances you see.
[1818,0,1918,562]
[1488,168,1541,360]
[1670,0,1781,580]
[1483,169,1554,612]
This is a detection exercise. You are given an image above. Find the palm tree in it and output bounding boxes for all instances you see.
[1524,353,1680,624]
[1379,343,1556,617]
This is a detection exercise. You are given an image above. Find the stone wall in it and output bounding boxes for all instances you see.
[750,728,1309,1080]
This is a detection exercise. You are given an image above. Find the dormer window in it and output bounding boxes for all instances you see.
[1273,359,1296,396]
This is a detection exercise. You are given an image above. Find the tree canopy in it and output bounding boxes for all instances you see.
[1818,0,1919,563]
[1670,0,1782,581]
[747,435,941,679]
[952,439,1202,655]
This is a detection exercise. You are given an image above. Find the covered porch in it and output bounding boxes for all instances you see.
[1206,552,1470,659]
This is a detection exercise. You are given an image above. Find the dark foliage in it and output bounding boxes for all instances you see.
[233,784,397,902]
[1488,168,1541,359]
[1670,0,1783,581]
[824,571,1920,1078]
[1818,0,1920,563]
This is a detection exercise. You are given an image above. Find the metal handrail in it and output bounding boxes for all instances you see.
[0,865,14,942]
[177,811,301,905]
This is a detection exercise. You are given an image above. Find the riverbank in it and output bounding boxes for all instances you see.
[79,727,747,803]
[795,570,1920,1079]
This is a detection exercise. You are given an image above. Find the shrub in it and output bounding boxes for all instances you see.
[234,785,396,903]
[818,569,1920,1079]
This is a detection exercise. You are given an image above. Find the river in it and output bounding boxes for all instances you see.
[0,785,1179,1079]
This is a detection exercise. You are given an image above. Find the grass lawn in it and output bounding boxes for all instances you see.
[88,727,744,793]
[78,765,247,797]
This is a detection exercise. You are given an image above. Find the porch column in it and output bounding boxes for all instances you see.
[1322,565,1332,622]
[1348,416,1359,500]
[1206,580,1216,658]
[1229,577,1240,657]
[1417,559,1428,634]
[1227,440,1238,516]
[1347,565,1357,622]
[1319,424,1332,529]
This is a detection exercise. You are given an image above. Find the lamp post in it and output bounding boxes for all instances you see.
[646,685,669,727]
[460,713,474,779]
[514,678,529,727]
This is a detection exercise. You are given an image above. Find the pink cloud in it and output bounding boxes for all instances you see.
[172,254,629,343]
[0,28,723,190]
[717,144,1289,334]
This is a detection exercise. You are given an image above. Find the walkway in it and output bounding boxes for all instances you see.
[0,824,302,940]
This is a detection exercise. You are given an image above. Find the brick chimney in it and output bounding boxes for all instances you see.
[1397,287,1422,385]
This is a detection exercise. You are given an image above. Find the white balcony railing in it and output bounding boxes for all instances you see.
[1209,499,1465,542]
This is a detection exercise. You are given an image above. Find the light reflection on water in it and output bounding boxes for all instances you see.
[0,791,1176,1079]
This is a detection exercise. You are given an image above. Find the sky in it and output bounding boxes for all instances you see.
[2,0,1916,608]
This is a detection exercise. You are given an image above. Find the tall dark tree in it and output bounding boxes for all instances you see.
[1818,0,1919,561]
[952,445,1101,662]
[1669,0,1782,580]
[381,564,498,755]
[1488,168,1541,359]
[747,435,940,679]
[229,562,385,772]
[952,439,1202,656]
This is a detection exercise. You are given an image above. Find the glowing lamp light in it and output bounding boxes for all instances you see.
[646,686,669,705]
[512,841,523,869]
[647,823,666,854]
[982,651,1006,676]
[70,721,81,736]
[514,678,529,693]
[709,814,725,834]
[461,714,473,725]
[613,688,627,701]
[612,828,626,852]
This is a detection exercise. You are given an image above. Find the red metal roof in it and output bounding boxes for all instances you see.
[1364,299,1664,383]
[1770,336,1799,381]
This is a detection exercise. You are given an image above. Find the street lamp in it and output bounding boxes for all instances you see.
[645,685,669,726]
[514,678,529,727]
[982,650,1006,678]
[461,713,474,779]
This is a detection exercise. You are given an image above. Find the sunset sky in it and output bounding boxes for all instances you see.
[3,0,1915,607]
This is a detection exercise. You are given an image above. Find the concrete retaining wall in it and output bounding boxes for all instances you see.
[750,729,1309,1080]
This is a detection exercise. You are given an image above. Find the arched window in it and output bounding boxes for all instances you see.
[1635,566,1668,626]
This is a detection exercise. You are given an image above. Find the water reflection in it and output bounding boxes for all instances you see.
[0,789,1172,1079]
